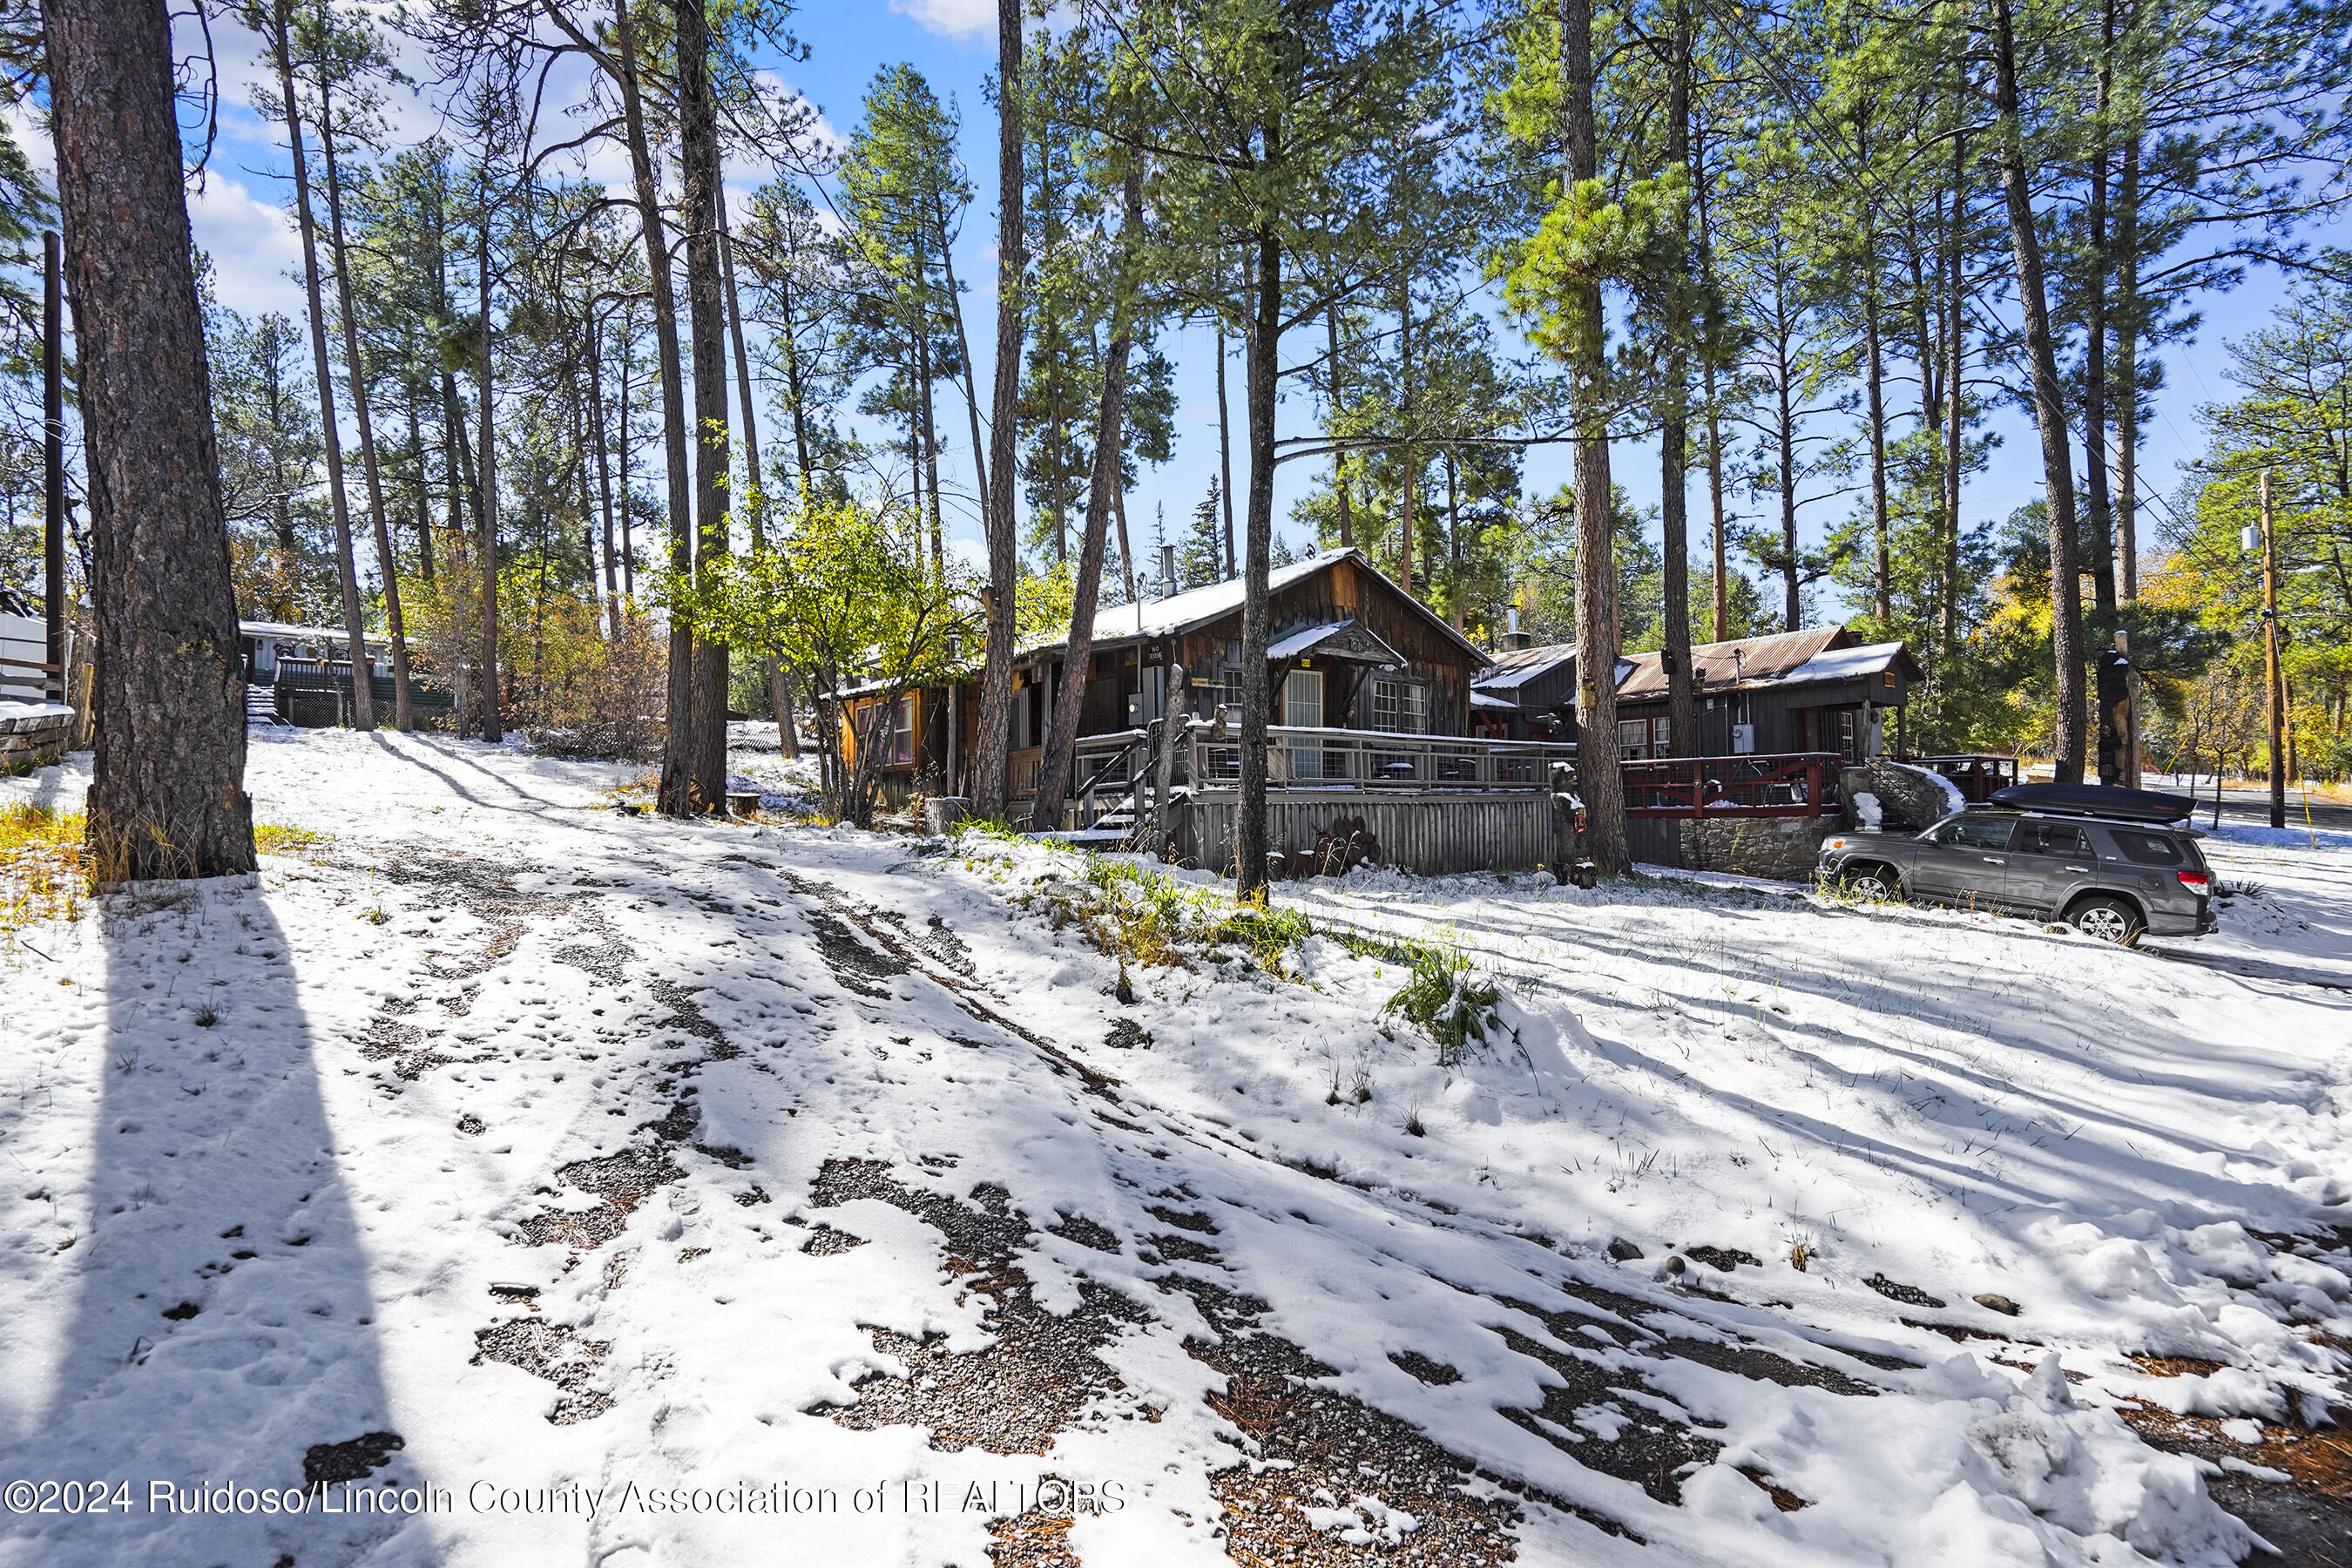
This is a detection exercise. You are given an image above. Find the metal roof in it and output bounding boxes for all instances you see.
[1471,625,1926,710]
[240,618,389,648]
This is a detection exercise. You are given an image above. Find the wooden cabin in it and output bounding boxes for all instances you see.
[841,549,1492,807]
[1470,625,1926,763]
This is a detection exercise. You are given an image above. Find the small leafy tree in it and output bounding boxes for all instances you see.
[670,493,974,827]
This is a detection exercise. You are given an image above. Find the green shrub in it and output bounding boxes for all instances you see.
[1381,942,1502,1065]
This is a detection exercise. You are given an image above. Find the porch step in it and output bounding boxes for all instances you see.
[245,685,290,727]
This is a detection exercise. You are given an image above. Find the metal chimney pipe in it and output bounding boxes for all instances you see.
[1159,544,1176,598]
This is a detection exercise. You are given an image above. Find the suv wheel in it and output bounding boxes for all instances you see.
[2068,895,2142,946]
[1842,863,1902,902]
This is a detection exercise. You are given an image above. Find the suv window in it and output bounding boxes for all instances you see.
[2108,828,2186,866]
[2017,821,2092,857]
[1932,816,2016,850]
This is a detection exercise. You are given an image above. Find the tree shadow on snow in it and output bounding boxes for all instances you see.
[0,881,436,1568]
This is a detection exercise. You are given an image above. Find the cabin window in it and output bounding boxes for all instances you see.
[1617,718,1650,760]
[1284,669,1324,780]
[1838,709,1857,762]
[1010,686,1033,752]
[890,695,915,765]
[1371,679,1425,733]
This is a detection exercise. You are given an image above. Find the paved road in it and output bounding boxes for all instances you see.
[2172,783,2352,832]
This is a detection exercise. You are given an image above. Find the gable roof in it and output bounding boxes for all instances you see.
[1024,548,1489,666]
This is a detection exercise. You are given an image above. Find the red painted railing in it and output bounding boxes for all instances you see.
[1619,751,1842,818]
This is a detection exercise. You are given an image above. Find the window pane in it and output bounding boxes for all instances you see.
[2110,828,2184,866]
[1617,717,1648,760]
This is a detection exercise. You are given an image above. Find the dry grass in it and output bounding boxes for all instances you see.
[0,801,87,940]
[3,806,327,943]
[255,821,331,858]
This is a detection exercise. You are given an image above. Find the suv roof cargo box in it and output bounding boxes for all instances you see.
[1989,781,2194,823]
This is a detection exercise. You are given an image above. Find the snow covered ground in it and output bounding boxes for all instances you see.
[2,728,2348,1568]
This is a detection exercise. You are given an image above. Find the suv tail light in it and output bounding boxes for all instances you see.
[2177,870,2211,893]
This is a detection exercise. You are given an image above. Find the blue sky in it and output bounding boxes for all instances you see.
[148,0,2330,623]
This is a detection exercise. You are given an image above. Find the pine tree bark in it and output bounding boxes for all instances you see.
[1659,0,1696,756]
[1327,301,1352,551]
[1218,309,1237,578]
[1943,120,1966,666]
[49,0,255,878]
[1991,0,2088,783]
[316,49,415,731]
[973,0,1024,819]
[475,163,501,743]
[2115,133,2141,603]
[1563,0,1626,875]
[678,0,729,810]
[611,0,696,814]
[271,0,375,733]
[1234,213,1281,902]
[586,318,623,639]
[1031,154,1143,830]
[716,183,795,757]
[1396,270,1415,594]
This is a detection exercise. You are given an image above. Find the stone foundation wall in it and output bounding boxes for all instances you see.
[1677,814,1840,882]
[0,708,73,774]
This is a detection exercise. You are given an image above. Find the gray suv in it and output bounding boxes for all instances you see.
[1818,809,2217,943]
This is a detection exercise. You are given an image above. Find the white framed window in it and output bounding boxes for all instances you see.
[890,695,915,764]
[1372,679,1425,734]
[1617,717,1649,760]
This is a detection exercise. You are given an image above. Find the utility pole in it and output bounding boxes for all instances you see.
[42,230,63,704]
[2260,469,2284,829]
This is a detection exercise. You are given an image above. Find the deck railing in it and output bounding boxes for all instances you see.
[1189,725,1578,791]
[1619,751,1840,817]
[1906,753,2019,804]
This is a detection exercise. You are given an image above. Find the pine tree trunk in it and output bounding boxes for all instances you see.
[50,0,255,879]
[1234,215,1281,902]
[1660,0,1696,757]
[1216,315,1237,578]
[1032,155,1143,830]
[587,319,622,639]
[1328,301,1352,551]
[1943,121,1966,666]
[715,183,795,757]
[2115,134,2140,603]
[1563,0,1626,875]
[1991,0,2088,783]
[476,167,501,743]
[973,0,1024,819]
[316,57,414,731]
[936,233,992,540]
[612,0,696,814]
[271,0,375,733]
[1396,272,1415,594]
[678,0,729,810]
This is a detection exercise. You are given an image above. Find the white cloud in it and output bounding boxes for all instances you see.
[887,0,994,39]
[189,174,305,322]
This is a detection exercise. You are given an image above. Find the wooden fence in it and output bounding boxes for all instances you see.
[1180,789,1561,877]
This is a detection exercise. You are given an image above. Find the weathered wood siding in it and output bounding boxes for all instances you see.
[1181,789,1557,876]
